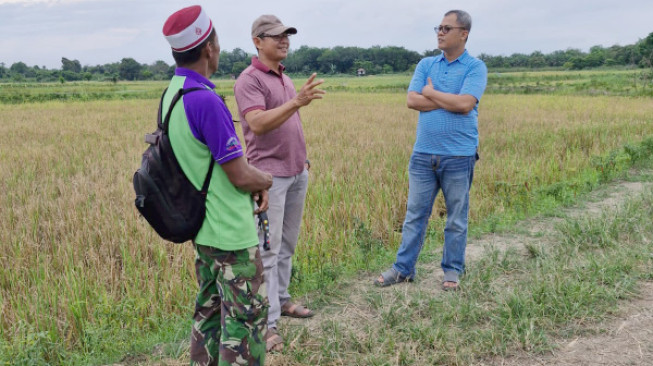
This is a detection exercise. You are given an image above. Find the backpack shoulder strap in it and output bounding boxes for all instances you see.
[200,155,215,194]
[156,87,168,130]
[159,86,215,194]
[160,87,207,133]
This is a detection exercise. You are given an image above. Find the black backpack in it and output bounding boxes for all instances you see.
[133,87,213,243]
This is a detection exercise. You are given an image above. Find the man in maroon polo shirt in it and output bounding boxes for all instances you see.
[234,14,325,353]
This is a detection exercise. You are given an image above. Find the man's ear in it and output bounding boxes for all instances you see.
[253,37,262,51]
[204,42,217,59]
[459,30,469,43]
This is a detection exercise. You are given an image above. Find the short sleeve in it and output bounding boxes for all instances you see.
[234,73,267,116]
[460,60,488,102]
[407,58,433,93]
[184,91,244,165]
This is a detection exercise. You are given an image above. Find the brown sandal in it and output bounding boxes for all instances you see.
[442,281,460,291]
[265,327,283,353]
[281,301,315,318]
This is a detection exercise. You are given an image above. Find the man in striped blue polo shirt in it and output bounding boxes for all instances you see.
[375,10,487,291]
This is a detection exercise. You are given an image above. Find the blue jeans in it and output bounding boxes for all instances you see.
[393,152,476,282]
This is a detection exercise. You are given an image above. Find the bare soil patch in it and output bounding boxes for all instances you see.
[482,282,653,366]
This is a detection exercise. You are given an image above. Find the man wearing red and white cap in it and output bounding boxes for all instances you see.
[162,6,272,365]
[234,14,325,353]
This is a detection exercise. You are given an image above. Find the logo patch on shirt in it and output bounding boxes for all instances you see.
[226,137,240,151]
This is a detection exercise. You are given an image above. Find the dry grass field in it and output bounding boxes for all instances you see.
[1,75,652,364]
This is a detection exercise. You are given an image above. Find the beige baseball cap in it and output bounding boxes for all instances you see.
[251,15,297,37]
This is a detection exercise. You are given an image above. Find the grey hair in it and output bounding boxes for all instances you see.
[445,10,472,31]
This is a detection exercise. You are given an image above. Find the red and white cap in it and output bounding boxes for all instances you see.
[163,5,213,52]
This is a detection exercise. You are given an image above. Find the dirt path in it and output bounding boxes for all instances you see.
[476,180,653,366]
[268,179,653,366]
[485,282,653,366]
[124,178,652,366]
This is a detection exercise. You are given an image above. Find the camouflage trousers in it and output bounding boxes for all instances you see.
[190,244,268,366]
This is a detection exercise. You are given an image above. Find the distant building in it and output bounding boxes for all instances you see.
[357,68,366,76]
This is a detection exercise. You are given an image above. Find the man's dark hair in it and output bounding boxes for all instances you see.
[445,10,472,31]
[172,29,217,66]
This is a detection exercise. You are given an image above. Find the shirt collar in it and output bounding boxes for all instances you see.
[174,67,216,89]
[436,49,470,65]
[252,56,285,76]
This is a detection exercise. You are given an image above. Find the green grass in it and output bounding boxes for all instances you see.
[0,80,235,104]
[486,69,653,96]
[1,70,653,365]
[3,69,653,104]
[274,173,653,365]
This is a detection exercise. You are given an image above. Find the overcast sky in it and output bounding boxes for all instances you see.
[1,0,652,69]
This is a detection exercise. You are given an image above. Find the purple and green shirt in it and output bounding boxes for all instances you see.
[166,68,258,250]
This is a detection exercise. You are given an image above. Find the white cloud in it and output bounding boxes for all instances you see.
[0,0,94,5]
[2,0,653,69]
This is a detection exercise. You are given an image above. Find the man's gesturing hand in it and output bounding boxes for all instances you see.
[294,73,325,107]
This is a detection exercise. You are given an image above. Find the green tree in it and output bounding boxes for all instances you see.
[545,50,572,67]
[423,49,442,57]
[566,56,587,70]
[62,70,81,81]
[379,46,420,72]
[9,61,29,75]
[528,51,546,68]
[637,32,653,68]
[285,46,325,73]
[317,46,362,73]
[140,70,153,79]
[353,60,374,74]
[231,61,248,77]
[584,46,606,68]
[119,58,143,80]
[479,53,508,68]
[148,60,171,80]
[215,47,251,76]
[61,57,82,73]
[507,53,529,68]
[35,69,58,82]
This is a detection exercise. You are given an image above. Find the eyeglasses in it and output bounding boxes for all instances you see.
[434,25,467,35]
[258,33,291,41]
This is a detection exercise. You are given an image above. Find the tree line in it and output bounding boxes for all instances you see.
[2,32,652,82]
[479,32,653,70]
